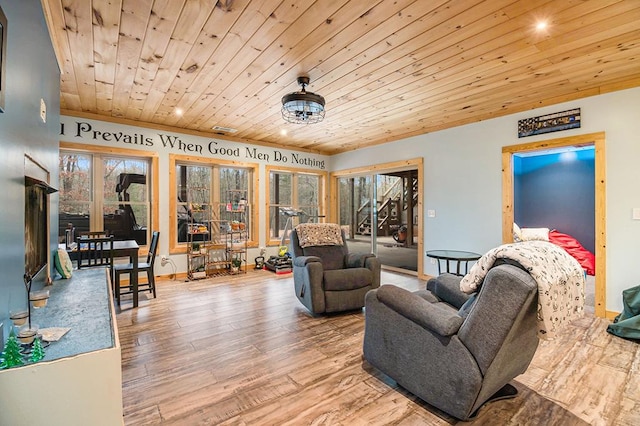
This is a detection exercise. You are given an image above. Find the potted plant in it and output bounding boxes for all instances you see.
[192,265,206,279]
[231,258,242,273]
[191,242,200,253]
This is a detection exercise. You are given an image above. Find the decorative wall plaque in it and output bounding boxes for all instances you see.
[518,108,581,138]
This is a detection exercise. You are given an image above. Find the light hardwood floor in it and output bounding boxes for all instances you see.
[117,270,639,425]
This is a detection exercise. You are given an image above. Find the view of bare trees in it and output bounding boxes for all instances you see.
[58,153,150,244]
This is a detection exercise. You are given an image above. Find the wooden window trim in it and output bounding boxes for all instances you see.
[59,142,159,255]
[169,154,259,255]
[265,165,328,247]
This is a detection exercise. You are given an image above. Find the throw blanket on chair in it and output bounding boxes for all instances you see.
[295,223,343,248]
[460,240,585,339]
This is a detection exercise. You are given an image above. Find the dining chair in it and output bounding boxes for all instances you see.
[76,235,114,271]
[114,231,160,305]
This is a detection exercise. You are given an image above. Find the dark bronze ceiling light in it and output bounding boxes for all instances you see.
[281,76,325,124]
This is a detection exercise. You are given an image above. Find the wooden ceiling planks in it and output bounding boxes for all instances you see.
[62,0,98,112]
[159,0,253,128]
[196,0,408,138]
[292,12,530,135]
[124,0,187,121]
[41,0,81,111]
[228,0,572,147]
[188,0,379,132]
[137,0,219,122]
[164,0,287,128]
[111,0,154,118]
[299,2,640,150]
[228,0,458,142]
[184,0,321,131]
[92,0,123,115]
[44,0,640,154]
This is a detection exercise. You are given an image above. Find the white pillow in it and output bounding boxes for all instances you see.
[513,223,522,242]
[520,227,550,242]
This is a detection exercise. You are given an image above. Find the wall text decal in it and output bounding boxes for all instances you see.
[60,118,326,170]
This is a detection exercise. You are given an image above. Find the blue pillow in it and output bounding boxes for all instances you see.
[458,293,477,318]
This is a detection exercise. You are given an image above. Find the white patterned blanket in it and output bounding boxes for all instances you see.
[460,241,585,339]
[295,223,343,248]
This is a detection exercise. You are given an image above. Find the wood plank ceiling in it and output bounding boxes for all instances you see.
[42,0,640,154]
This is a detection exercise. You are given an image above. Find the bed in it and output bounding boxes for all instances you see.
[514,224,596,276]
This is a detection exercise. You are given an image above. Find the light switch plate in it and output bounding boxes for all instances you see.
[633,208,640,220]
[40,98,46,123]
[427,209,436,218]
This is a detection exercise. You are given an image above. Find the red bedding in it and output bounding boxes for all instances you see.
[548,230,596,275]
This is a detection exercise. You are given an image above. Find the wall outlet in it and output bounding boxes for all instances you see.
[161,255,168,266]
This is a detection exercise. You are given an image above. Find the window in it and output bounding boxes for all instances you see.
[169,155,257,253]
[267,167,326,244]
[58,145,157,247]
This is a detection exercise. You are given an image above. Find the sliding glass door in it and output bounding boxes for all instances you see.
[337,175,375,256]
[336,170,419,272]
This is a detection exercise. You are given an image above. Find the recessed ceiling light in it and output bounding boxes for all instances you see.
[280,129,288,136]
[536,21,548,31]
[175,108,183,116]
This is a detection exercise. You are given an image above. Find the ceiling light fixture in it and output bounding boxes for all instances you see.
[281,76,325,124]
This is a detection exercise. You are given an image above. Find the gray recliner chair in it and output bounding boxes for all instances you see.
[290,225,381,314]
[363,262,539,420]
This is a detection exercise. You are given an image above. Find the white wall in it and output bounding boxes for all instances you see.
[0,347,123,426]
[332,87,640,313]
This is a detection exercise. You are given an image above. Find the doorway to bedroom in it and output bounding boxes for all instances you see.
[502,132,607,318]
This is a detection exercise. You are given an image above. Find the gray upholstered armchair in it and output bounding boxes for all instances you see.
[363,262,539,420]
[290,223,381,314]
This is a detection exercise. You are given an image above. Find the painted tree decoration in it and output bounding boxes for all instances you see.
[0,329,25,369]
[29,337,45,363]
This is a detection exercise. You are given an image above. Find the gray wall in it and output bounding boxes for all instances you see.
[514,150,596,253]
[0,0,60,335]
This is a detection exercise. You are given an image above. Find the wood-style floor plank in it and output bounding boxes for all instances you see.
[117,270,637,425]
